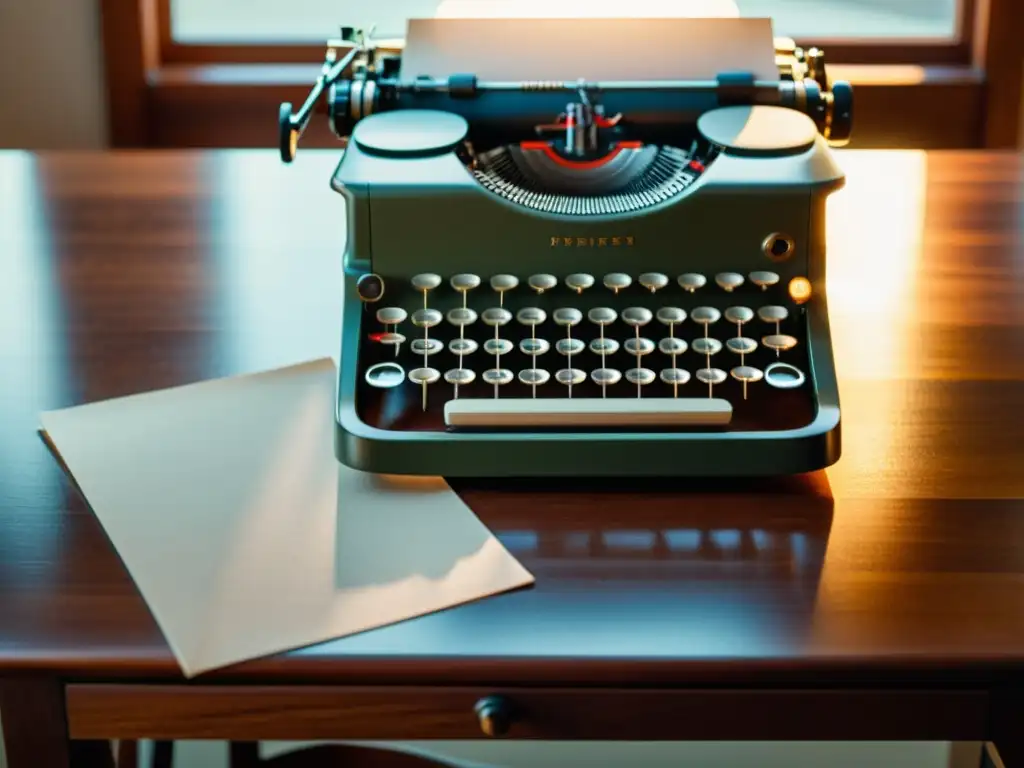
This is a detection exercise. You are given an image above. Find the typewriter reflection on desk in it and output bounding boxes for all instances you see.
[280,17,852,478]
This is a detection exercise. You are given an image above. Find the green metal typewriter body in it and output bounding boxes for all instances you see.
[279,20,853,477]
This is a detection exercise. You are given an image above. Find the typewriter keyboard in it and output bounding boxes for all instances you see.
[356,271,816,433]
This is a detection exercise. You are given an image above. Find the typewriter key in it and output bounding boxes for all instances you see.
[589,338,620,356]
[762,334,798,356]
[483,368,514,397]
[528,274,557,294]
[724,306,754,326]
[696,367,727,398]
[411,338,443,356]
[624,338,655,356]
[484,338,514,356]
[378,332,406,349]
[626,368,656,396]
[591,367,622,395]
[520,338,550,356]
[731,365,764,400]
[556,368,587,387]
[587,307,617,326]
[656,307,686,326]
[450,274,481,293]
[449,338,479,356]
[489,274,519,299]
[677,273,706,293]
[726,337,758,358]
[749,271,780,290]
[482,307,512,327]
[357,273,385,303]
[660,367,691,397]
[757,305,789,324]
[715,272,745,292]
[411,273,442,293]
[447,307,478,327]
[553,308,583,326]
[376,307,407,326]
[365,362,405,389]
[603,273,632,293]
[412,308,442,328]
[409,366,441,411]
[565,273,595,294]
[622,307,653,327]
[556,338,585,356]
[445,368,476,385]
[659,338,688,356]
[519,368,550,397]
[690,307,722,326]
[639,273,669,293]
[516,307,547,326]
[764,362,806,390]
[691,338,723,356]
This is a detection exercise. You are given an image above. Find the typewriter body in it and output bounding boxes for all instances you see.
[280,17,852,478]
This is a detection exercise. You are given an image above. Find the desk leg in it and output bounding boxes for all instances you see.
[0,678,113,768]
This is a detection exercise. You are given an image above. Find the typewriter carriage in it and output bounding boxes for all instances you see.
[280,20,851,478]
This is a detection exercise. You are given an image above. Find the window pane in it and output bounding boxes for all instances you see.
[171,0,960,44]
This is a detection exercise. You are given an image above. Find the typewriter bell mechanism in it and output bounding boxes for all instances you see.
[280,20,852,478]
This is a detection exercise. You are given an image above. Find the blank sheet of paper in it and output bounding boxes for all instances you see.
[40,358,534,677]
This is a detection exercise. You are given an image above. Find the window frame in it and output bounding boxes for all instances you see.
[101,0,1021,149]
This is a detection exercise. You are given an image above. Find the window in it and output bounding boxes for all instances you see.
[101,0,1021,149]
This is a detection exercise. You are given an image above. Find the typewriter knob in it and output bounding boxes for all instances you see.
[278,102,298,163]
[356,273,385,303]
[828,80,854,146]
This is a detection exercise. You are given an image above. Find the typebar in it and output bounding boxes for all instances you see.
[444,398,733,428]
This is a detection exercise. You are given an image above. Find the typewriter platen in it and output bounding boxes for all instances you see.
[280,18,852,478]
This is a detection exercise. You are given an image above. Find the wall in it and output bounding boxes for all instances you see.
[0,0,107,149]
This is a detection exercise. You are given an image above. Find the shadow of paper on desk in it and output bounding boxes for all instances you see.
[38,358,534,678]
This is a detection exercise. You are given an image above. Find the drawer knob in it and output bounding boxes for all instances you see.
[474,695,512,737]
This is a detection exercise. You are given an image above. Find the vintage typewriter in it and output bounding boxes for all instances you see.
[279,17,852,478]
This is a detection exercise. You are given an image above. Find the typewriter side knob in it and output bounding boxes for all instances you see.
[352,110,469,158]
[827,81,854,145]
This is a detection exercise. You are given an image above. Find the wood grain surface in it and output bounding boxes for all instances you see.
[0,148,1022,693]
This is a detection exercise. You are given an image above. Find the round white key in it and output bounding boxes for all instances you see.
[715,272,744,292]
[519,338,550,356]
[449,338,478,356]
[724,306,754,325]
[591,368,622,386]
[625,368,656,386]
[690,306,721,325]
[528,274,557,293]
[376,307,407,325]
[516,307,547,326]
[696,367,727,385]
[519,368,550,386]
[450,274,481,292]
[588,307,617,326]
[444,368,476,385]
[481,307,512,326]
[731,365,764,383]
[378,332,406,346]
[750,271,780,290]
[556,368,587,386]
[589,338,620,355]
[656,307,686,326]
[624,337,655,356]
[483,338,514,356]
[677,273,706,292]
[408,367,441,385]
[565,273,595,293]
[489,274,519,293]
[447,307,478,326]
[660,368,691,385]
[764,361,806,389]
[553,307,583,327]
[763,333,798,352]
[603,273,632,293]
[659,337,688,356]
[639,272,669,293]
[365,362,405,388]
[726,337,758,355]
[758,305,789,323]
[556,338,586,356]
[621,307,653,327]
[692,337,723,356]
[411,308,442,328]
[411,273,442,292]
[411,338,443,356]
[482,368,514,386]
[407,368,440,385]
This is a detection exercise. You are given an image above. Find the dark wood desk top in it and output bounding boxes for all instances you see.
[1,149,1023,689]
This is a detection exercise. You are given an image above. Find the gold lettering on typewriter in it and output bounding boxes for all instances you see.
[550,236,635,247]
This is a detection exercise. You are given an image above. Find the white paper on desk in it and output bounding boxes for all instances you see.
[39,358,534,678]
[401,14,776,82]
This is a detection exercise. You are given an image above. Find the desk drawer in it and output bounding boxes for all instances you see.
[66,685,989,741]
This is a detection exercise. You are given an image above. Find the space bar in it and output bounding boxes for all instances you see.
[444,398,733,427]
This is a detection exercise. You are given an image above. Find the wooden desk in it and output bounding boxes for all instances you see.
[1,149,1023,768]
